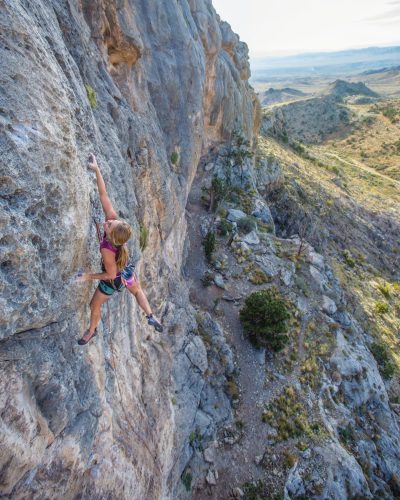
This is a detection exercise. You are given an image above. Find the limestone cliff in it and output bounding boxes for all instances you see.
[0,1,257,497]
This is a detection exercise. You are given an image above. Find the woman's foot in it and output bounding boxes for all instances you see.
[147,314,163,333]
[77,329,97,345]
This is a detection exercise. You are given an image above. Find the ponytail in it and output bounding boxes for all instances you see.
[109,220,133,271]
[116,244,129,271]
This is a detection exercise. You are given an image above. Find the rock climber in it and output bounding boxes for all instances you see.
[76,154,163,345]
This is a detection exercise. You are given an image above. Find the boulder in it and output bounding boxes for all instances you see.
[251,198,274,227]
[214,274,226,289]
[322,295,337,315]
[206,469,218,485]
[309,265,327,290]
[227,208,247,222]
[243,230,260,245]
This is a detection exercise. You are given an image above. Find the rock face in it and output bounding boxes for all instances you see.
[0,1,256,497]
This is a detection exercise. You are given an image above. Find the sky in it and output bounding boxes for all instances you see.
[212,0,400,59]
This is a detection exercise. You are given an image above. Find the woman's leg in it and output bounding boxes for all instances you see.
[126,282,163,332]
[79,288,112,343]
[126,283,152,316]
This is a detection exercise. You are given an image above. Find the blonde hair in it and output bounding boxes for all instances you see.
[110,221,133,271]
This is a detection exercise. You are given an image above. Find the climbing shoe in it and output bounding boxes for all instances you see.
[147,314,163,333]
[77,329,97,345]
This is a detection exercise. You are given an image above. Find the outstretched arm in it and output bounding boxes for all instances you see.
[77,249,118,282]
[88,154,118,220]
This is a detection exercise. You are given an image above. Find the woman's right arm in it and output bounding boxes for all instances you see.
[76,249,118,282]
[88,154,118,220]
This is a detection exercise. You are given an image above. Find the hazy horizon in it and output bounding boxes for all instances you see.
[250,43,400,62]
[212,0,400,59]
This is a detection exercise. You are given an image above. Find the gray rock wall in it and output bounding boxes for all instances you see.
[0,1,257,497]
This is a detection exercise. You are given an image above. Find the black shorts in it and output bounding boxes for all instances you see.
[98,276,124,296]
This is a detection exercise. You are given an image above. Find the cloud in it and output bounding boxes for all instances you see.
[363,5,400,22]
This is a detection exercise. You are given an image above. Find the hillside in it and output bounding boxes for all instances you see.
[244,99,400,497]
[173,95,400,497]
[258,87,307,106]
[260,79,383,144]
[329,79,379,99]
[261,96,351,144]
[259,100,400,376]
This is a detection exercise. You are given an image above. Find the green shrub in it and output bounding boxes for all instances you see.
[226,376,239,400]
[283,450,297,468]
[227,187,253,213]
[211,175,226,197]
[242,481,266,500]
[203,231,216,263]
[217,207,228,218]
[257,220,273,233]
[342,249,356,268]
[249,268,270,285]
[381,106,398,123]
[262,387,314,440]
[290,141,305,155]
[339,109,349,123]
[377,282,391,299]
[202,176,228,211]
[338,424,354,445]
[375,301,389,314]
[189,427,202,447]
[219,219,232,236]
[170,151,179,164]
[227,131,254,183]
[279,130,288,143]
[370,342,395,379]
[237,216,257,234]
[240,289,290,351]
[139,223,148,251]
[201,271,213,287]
[362,116,375,126]
[181,471,192,491]
[85,84,97,109]
[209,176,227,211]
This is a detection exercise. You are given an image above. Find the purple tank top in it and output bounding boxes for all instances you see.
[99,236,136,286]
[100,237,118,254]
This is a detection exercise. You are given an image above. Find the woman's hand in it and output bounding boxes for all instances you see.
[88,153,99,172]
[76,272,90,282]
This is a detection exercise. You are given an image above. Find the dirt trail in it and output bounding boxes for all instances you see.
[184,166,307,498]
[322,151,400,187]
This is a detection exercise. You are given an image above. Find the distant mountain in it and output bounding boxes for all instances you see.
[329,80,379,99]
[360,65,400,76]
[258,87,307,106]
[251,45,400,82]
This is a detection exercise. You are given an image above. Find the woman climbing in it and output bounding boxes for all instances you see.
[77,154,163,345]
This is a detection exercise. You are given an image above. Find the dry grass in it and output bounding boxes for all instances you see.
[320,100,400,182]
